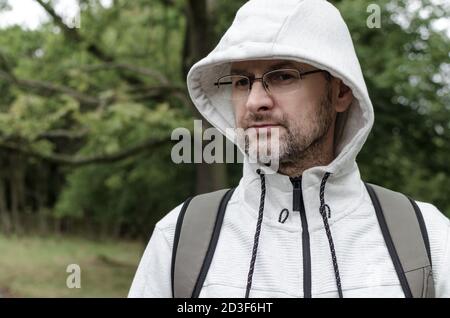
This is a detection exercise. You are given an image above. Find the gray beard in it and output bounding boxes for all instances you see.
[279,85,334,165]
[243,83,334,172]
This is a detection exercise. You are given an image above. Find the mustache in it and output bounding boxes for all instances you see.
[242,113,288,130]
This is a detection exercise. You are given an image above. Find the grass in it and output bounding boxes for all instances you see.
[0,234,143,297]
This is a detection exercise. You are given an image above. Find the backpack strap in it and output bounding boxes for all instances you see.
[365,183,434,298]
[171,188,235,298]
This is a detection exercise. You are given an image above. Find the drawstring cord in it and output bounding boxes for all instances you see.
[278,208,289,223]
[245,168,266,298]
[245,170,343,298]
[319,172,343,298]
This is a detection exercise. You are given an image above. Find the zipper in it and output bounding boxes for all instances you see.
[290,176,312,298]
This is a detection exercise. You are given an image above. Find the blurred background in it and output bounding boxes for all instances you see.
[0,0,448,297]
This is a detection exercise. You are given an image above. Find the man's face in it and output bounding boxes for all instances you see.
[231,59,335,166]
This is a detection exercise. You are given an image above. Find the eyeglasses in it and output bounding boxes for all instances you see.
[213,68,327,102]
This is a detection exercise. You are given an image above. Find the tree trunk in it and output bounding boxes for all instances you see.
[37,164,49,235]
[184,0,227,194]
[9,153,25,234]
[0,172,12,235]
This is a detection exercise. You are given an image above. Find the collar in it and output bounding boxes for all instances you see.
[238,157,366,232]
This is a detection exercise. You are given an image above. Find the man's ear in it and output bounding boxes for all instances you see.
[333,79,353,113]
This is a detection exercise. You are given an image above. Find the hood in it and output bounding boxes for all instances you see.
[186,0,377,298]
[186,0,374,176]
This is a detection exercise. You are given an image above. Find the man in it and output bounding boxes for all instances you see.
[129,0,450,297]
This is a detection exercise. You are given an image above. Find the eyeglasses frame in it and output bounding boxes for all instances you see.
[213,68,328,96]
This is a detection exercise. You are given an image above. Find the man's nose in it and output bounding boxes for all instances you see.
[245,80,274,112]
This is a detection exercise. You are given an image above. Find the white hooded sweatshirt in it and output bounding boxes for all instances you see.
[129,0,450,298]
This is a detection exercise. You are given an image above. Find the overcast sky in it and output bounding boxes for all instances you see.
[0,0,111,29]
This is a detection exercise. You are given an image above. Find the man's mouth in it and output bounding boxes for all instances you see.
[247,123,283,132]
[246,123,283,134]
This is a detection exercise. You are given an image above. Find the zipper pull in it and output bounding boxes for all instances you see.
[290,176,302,212]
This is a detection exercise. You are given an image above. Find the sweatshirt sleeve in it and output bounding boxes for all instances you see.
[127,202,184,298]
[417,201,450,298]
[435,223,450,298]
[128,225,173,297]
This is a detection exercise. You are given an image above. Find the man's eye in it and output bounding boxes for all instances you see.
[235,79,249,87]
[276,73,294,81]
[268,71,298,84]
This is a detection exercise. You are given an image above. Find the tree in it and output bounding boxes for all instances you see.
[0,0,448,240]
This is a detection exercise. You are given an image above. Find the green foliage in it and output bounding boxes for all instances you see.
[54,103,194,237]
[0,0,197,238]
[334,0,450,214]
[0,0,448,241]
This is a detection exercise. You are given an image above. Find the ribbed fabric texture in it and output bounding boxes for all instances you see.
[128,0,450,298]
[128,184,450,298]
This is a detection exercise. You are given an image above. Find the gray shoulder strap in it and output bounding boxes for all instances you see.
[171,188,234,298]
[365,183,435,298]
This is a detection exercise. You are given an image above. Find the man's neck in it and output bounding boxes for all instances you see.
[277,134,335,178]
[278,152,334,177]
